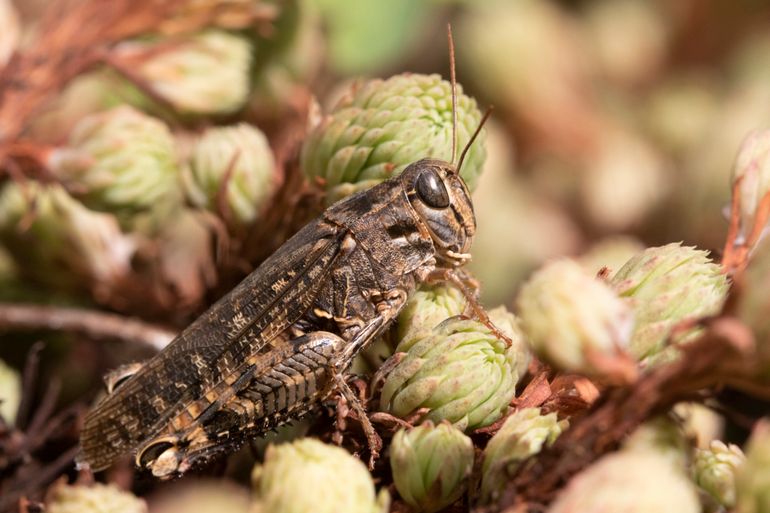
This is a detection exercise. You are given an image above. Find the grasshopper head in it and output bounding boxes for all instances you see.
[401,158,476,267]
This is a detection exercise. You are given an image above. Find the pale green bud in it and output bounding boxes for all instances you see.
[301,73,486,203]
[736,420,770,513]
[611,243,729,365]
[380,307,529,431]
[0,359,20,426]
[578,235,645,276]
[738,240,770,374]
[251,438,388,513]
[623,417,691,470]
[49,106,180,220]
[120,30,252,115]
[481,407,567,503]
[390,421,474,513]
[549,450,701,513]
[46,482,147,513]
[0,182,134,290]
[182,123,277,228]
[732,129,770,239]
[517,259,636,379]
[694,440,745,508]
[395,284,467,353]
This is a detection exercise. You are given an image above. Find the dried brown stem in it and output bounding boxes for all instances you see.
[494,317,767,512]
[0,303,175,350]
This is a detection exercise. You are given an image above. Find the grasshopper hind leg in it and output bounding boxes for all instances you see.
[134,331,372,478]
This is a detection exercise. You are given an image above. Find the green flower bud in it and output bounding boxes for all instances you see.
[610,243,729,365]
[390,421,474,513]
[516,259,636,379]
[251,438,388,513]
[46,482,147,513]
[49,106,180,221]
[732,129,770,239]
[0,0,19,67]
[0,359,20,426]
[0,182,134,290]
[578,235,645,276]
[301,73,486,203]
[739,241,770,374]
[481,407,567,504]
[548,450,701,513]
[395,284,468,353]
[694,440,745,508]
[182,123,277,228]
[736,420,770,513]
[120,30,252,115]
[380,307,529,431]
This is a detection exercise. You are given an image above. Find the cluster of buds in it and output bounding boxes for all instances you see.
[380,306,530,431]
[301,73,486,203]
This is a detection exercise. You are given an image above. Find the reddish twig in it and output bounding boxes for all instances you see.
[494,317,767,512]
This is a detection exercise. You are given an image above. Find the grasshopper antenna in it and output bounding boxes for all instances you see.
[457,106,493,176]
[448,23,458,165]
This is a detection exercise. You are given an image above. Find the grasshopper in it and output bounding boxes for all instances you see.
[79,31,493,479]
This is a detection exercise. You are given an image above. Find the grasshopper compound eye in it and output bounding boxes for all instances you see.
[416,170,450,208]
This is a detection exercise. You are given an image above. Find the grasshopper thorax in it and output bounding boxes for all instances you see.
[401,158,476,268]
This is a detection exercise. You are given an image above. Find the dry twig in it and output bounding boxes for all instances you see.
[0,303,175,350]
[493,317,768,512]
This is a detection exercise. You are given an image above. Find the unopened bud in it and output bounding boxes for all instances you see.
[381,307,529,431]
[611,243,728,365]
[549,449,700,513]
[390,421,473,513]
[481,407,567,503]
[251,438,388,513]
[182,123,277,228]
[694,440,745,508]
[301,73,486,203]
[517,259,636,380]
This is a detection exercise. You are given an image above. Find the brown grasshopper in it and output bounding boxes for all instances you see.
[79,31,493,479]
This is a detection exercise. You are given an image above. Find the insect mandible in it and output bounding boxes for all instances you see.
[78,28,495,478]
